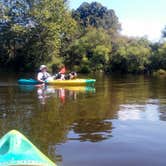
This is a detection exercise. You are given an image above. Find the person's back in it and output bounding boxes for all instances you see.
[59,65,66,74]
[53,65,66,80]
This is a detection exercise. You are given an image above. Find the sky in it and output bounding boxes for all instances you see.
[69,0,166,41]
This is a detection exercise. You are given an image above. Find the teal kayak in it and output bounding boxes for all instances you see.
[18,79,40,85]
[0,130,56,166]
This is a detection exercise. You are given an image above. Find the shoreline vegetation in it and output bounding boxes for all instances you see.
[153,69,166,76]
[1,1,166,75]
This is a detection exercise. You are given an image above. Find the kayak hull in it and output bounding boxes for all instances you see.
[18,78,96,86]
[47,79,96,86]
[18,79,40,85]
[0,130,56,166]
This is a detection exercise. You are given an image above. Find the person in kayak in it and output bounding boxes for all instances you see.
[65,71,77,80]
[37,65,51,83]
[53,64,66,80]
[70,71,77,79]
[53,64,77,80]
[59,64,66,75]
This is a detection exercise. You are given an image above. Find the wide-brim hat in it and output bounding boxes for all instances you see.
[40,65,47,71]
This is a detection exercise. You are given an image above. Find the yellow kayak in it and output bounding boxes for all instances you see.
[47,79,96,86]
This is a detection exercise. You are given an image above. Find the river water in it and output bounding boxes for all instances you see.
[0,72,166,166]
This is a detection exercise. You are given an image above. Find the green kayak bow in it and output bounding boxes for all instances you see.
[0,130,56,166]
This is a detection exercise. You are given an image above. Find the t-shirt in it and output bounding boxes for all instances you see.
[37,72,51,81]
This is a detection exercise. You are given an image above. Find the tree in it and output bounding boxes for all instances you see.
[72,2,121,33]
[110,37,151,73]
[162,26,166,38]
[0,0,30,68]
[64,27,112,72]
[23,0,77,70]
[0,0,77,71]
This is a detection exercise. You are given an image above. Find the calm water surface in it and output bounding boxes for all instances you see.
[0,72,166,166]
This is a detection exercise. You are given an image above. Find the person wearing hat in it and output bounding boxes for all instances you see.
[37,65,51,83]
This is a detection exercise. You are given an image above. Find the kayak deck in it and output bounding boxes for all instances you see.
[0,130,56,166]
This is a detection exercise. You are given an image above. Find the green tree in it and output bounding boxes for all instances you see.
[151,42,166,70]
[24,0,77,70]
[111,37,151,73]
[64,27,112,72]
[0,0,77,71]
[0,0,30,68]
[72,2,121,33]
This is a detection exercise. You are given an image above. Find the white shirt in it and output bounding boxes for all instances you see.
[37,71,51,81]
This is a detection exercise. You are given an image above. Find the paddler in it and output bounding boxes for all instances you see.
[37,65,51,83]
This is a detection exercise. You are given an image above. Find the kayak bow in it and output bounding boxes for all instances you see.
[18,79,40,85]
[0,130,56,166]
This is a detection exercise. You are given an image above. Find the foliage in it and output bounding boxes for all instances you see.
[153,69,166,76]
[110,37,151,73]
[64,27,112,72]
[0,0,76,71]
[149,42,166,71]
[0,0,30,68]
[0,1,166,75]
[72,2,121,33]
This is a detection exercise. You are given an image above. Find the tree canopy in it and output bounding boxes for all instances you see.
[72,2,121,32]
[0,1,166,74]
[0,0,76,70]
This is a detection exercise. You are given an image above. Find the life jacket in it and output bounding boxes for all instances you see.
[42,72,50,81]
[59,67,66,74]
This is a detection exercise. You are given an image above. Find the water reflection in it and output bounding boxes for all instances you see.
[70,119,112,142]
[118,99,160,121]
[37,86,55,105]
[1,73,166,166]
[19,85,96,105]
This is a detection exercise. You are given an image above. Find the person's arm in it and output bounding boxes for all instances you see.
[45,72,54,81]
[47,72,51,77]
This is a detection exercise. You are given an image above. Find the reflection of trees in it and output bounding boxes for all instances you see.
[72,119,112,142]
[2,73,166,165]
[159,106,166,121]
[0,84,97,163]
